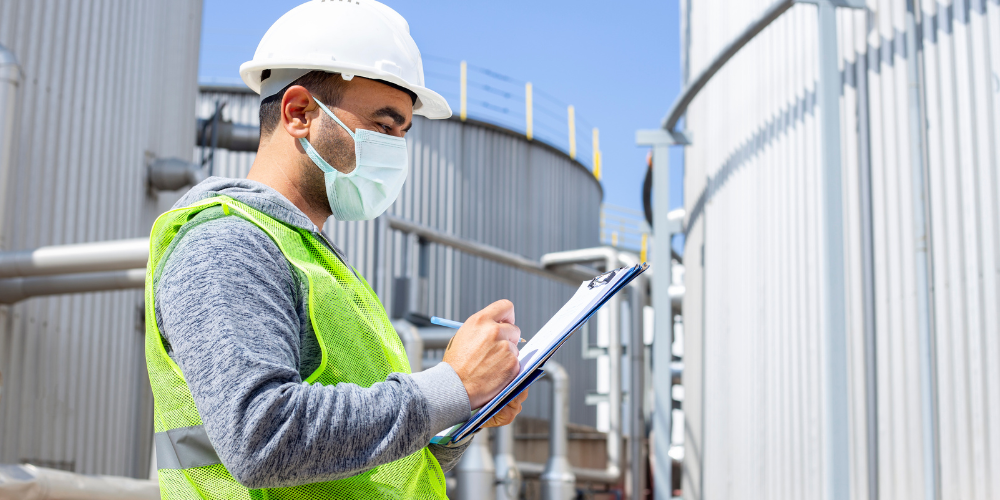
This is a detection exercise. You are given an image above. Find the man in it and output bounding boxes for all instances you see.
[145,1,527,498]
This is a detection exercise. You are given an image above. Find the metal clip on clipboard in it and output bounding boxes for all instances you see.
[588,268,619,289]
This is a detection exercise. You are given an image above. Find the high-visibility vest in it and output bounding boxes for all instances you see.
[145,195,448,499]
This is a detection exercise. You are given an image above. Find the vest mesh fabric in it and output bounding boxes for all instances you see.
[145,196,448,499]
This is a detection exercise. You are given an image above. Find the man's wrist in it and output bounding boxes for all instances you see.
[409,362,473,434]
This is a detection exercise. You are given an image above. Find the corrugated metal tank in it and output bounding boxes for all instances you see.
[682,1,1000,499]
[196,87,604,427]
[0,0,202,478]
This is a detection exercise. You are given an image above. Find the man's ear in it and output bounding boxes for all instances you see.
[281,85,317,139]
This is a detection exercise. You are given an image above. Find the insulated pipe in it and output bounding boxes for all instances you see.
[0,238,148,278]
[195,119,260,152]
[390,319,423,372]
[539,247,622,484]
[494,424,521,500]
[619,253,649,498]
[0,268,146,304]
[0,44,20,248]
[453,431,495,500]
[539,362,575,500]
[0,464,159,500]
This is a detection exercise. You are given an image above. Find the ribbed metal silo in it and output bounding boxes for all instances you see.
[0,0,202,478]
[195,87,605,427]
[681,1,1000,500]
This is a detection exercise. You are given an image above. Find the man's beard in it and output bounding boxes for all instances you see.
[301,118,354,216]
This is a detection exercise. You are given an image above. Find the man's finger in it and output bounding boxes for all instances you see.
[498,323,521,344]
[479,299,515,324]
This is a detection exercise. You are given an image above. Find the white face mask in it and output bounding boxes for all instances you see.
[299,97,409,221]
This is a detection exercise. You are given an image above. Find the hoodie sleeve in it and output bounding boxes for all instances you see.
[154,215,471,489]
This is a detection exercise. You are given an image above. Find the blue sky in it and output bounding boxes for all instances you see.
[199,0,685,249]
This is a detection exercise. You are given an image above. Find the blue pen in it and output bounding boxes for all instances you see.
[430,316,526,343]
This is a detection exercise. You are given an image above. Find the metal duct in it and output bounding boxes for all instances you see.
[0,239,148,278]
[195,119,260,152]
[0,44,18,251]
[0,269,146,305]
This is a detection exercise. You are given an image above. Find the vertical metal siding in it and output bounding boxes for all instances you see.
[194,90,604,427]
[0,0,202,478]
[683,0,1000,499]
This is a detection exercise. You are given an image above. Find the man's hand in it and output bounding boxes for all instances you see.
[481,389,529,428]
[442,300,521,409]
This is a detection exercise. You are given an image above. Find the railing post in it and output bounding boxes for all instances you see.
[460,61,467,122]
[567,106,576,159]
[525,82,533,141]
[592,128,601,180]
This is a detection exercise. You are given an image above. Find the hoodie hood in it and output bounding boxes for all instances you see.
[173,177,320,233]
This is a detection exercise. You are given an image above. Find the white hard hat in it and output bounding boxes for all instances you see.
[239,0,452,119]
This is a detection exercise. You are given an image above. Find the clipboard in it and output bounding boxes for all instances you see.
[432,262,648,445]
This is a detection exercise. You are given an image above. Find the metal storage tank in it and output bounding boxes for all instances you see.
[681,1,1000,499]
[0,0,202,478]
[196,86,605,427]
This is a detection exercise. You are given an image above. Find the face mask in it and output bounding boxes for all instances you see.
[298,97,409,221]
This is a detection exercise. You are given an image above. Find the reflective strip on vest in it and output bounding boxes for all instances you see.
[155,425,222,470]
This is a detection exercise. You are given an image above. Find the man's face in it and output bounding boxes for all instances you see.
[299,76,414,213]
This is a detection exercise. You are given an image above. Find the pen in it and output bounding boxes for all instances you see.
[430,316,527,343]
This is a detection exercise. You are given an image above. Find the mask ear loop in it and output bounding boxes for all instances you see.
[298,97,356,175]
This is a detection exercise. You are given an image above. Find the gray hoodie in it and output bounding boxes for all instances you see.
[153,177,472,489]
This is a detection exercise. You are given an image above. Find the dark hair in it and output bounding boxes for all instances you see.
[258,71,347,137]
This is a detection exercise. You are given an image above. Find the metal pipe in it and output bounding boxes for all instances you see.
[0,464,159,499]
[540,247,622,484]
[539,362,575,500]
[0,268,146,304]
[661,0,795,133]
[0,44,20,249]
[494,424,521,500]
[387,216,596,286]
[453,431,495,500]
[195,119,260,152]
[0,238,148,278]
[390,319,423,372]
[620,253,649,499]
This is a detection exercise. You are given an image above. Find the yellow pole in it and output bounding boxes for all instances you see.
[525,82,533,140]
[460,61,467,122]
[568,105,576,159]
[612,231,619,247]
[592,128,601,180]
[640,233,648,262]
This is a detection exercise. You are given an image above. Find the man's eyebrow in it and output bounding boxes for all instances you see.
[373,106,407,127]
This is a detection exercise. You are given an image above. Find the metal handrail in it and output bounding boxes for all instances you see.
[662,0,796,134]
[385,215,597,286]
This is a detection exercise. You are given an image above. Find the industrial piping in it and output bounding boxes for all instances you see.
[0,44,21,248]
[538,247,624,484]
[0,238,148,278]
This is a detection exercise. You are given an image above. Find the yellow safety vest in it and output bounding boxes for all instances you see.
[145,195,448,499]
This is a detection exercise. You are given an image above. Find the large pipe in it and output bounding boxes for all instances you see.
[453,432,495,500]
[195,119,260,152]
[619,253,649,498]
[539,362,575,500]
[0,269,146,304]
[0,464,159,500]
[540,247,623,484]
[0,44,19,249]
[494,423,521,500]
[0,238,148,279]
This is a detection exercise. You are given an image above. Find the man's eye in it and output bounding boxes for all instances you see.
[381,123,393,133]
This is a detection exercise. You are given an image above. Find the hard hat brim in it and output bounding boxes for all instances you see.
[239,60,452,120]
